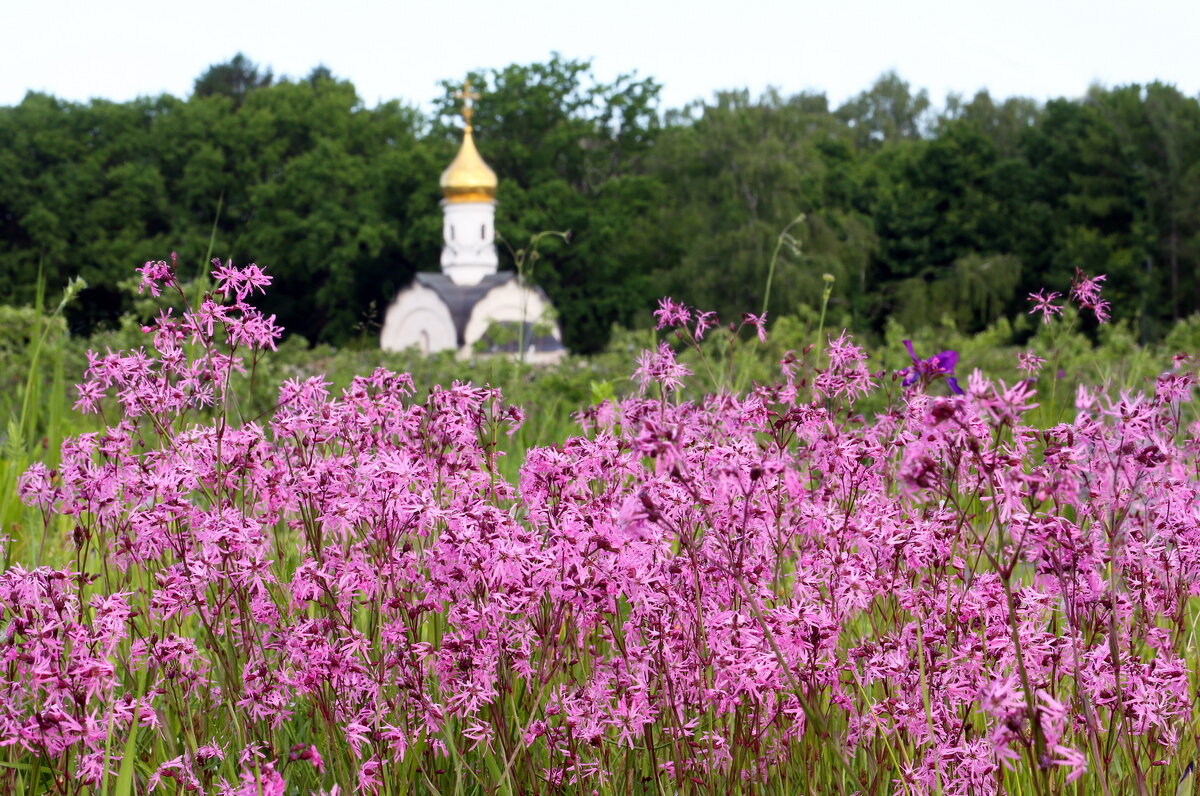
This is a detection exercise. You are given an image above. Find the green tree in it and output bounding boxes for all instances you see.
[1020,85,1200,339]
[0,93,180,330]
[208,74,431,344]
[941,90,1041,157]
[6,59,1200,351]
[865,118,1037,330]
[837,71,932,149]
[193,53,273,105]
[647,89,874,324]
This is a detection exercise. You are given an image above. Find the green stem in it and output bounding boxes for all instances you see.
[762,214,805,318]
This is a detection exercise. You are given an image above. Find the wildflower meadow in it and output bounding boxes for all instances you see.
[2,259,1198,795]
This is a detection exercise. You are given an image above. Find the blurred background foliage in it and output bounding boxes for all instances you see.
[3,54,1200,355]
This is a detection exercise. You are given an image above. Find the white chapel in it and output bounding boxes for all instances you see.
[380,83,565,364]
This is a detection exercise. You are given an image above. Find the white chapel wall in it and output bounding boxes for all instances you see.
[461,280,562,357]
[380,282,457,353]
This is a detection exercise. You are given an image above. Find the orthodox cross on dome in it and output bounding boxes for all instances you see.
[455,80,480,128]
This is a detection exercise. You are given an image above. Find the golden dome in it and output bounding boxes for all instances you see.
[439,124,497,203]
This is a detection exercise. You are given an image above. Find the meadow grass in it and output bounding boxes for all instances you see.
[0,271,1198,795]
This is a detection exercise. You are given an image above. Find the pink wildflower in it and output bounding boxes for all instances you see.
[653,297,691,330]
[136,257,175,297]
[1052,745,1087,783]
[1027,289,1063,323]
[1070,269,1110,322]
[632,342,691,393]
[1017,350,1047,374]
[741,312,768,342]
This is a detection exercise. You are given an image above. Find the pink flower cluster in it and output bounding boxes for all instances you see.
[1028,268,1111,324]
[6,262,1199,794]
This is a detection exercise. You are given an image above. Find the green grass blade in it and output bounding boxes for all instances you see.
[113,666,149,796]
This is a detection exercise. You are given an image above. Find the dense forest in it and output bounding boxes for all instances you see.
[1,54,1198,353]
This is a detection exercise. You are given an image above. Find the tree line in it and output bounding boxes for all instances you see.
[1,53,1198,352]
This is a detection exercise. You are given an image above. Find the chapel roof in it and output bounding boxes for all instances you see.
[414,272,563,352]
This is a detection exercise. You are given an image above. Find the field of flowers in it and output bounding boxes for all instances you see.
[2,260,1198,795]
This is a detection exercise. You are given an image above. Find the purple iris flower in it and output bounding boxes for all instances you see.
[902,340,965,395]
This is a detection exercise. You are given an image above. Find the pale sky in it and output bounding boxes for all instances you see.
[2,0,1197,113]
